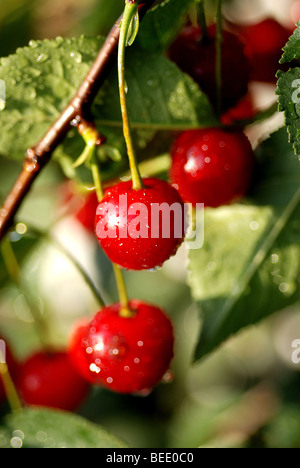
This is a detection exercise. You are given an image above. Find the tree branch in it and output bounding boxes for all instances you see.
[0,0,155,241]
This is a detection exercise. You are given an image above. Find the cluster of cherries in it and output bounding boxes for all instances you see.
[0,13,292,412]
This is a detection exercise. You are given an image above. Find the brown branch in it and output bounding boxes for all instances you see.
[0,0,155,241]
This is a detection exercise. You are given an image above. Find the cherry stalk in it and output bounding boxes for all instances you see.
[0,1,156,241]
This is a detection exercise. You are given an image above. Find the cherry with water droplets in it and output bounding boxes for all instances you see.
[68,300,175,395]
[170,127,256,208]
[95,178,186,271]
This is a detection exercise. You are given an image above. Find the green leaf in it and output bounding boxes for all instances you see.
[276,22,300,158]
[137,0,194,50]
[280,20,300,64]
[188,128,300,360]
[0,36,215,162]
[277,68,300,158]
[0,408,128,448]
[94,46,216,130]
[0,36,103,160]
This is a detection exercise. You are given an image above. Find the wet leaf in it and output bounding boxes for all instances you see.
[0,408,128,448]
[188,128,300,360]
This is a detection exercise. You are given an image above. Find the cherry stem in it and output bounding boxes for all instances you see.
[216,0,223,120]
[112,264,132,318]
[1,237,51,349]
[75,120,106,201]
[118,0,144,191]
[90,156,104,202]
[49,236,107,308]
[0,350,22,413]
[197,0,208,40]
[17,223,107,308]
[87,137,132,318]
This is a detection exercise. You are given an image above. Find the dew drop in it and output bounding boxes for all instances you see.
[70,51,82,64]
[279,283,289,293]
[250,221,259,231]
[29,40,38,48]
[271,254,279,264]
[135,388,152,397]
[90,363,101,373]
[147,78,159,88]
[36,53,48,63]
[162,369,174,384]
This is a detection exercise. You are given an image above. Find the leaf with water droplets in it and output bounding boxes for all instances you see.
[94,46,216,131]
[137,0,194,50]
[276,21,300,158]
[0,408,128,448]
[0,36,102,160]
[0,35,215,164]
[189,128,300,360]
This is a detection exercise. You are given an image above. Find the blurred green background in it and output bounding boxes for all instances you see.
[1,0,300,449]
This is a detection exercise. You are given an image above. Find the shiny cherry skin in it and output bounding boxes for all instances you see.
[68,300,174,394]
[75,191,99,233]
[60,182,98,234]
[95,178,186,271]
[237,18,291,83]
[17,351,90,411]
[221,93,255,125]
[168,24,250,112]
[170,128,256,208]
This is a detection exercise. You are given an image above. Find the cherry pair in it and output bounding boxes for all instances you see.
[169,17,290,112]
[2,297,175,408]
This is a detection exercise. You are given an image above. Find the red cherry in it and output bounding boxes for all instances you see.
[237,18,291,83]
[95,178,186,271]
[75,191,98,233]
[168,24,250,112]
[59,182,98,234]
[221,93,255,125]
[68,300,174,394]
[0,337,19,405]
[17,351,90,411]
[170,128,255,208]
[67,319,91,383]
